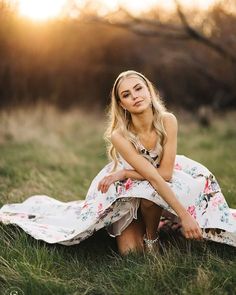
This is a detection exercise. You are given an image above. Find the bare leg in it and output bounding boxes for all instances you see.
[116,217,145,256]
[140,199,163,240]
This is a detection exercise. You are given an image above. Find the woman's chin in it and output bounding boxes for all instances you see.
[131,106,151,115]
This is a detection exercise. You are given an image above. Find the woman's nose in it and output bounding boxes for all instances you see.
[131,91,138,99]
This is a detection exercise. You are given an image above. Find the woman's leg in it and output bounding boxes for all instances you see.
[116,215,146,256]
[140,199,163,239]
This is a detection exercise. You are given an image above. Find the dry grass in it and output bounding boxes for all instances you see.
[0,105,235,295]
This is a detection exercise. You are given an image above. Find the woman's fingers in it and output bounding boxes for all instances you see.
[97,181,102,191]
[98,177,107,192]
[194,224,203,240]
[185,231,193,239]
[185,227,203,240]
[99,178,111,193]
[101,182,107,193]
[98,173,119,193]
[196,228,203,240]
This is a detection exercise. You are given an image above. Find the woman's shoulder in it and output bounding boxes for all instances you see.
[162,112,178,129]
[162,111,177,121]
[111,128,122,139]
[110,128,125,145]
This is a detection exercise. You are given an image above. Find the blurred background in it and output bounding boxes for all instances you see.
[0,0,236,113]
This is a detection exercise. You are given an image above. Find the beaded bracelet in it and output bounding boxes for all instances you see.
[143,234,159,245]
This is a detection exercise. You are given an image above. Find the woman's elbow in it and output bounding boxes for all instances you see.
[162,171,173,182]
[163,172,173,182]
[155,166,173,182]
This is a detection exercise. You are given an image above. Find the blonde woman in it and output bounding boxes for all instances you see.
[0,70,235,254]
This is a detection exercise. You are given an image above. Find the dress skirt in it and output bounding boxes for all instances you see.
[0,155,236,247]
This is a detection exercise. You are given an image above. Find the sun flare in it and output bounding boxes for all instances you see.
[18,0,66,21]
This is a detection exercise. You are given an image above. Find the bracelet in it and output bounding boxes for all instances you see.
[143,234,159,245]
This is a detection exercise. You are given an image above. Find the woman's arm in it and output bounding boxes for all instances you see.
[98,113,177,191]
[111,124,202,240]
[124,166,171,182]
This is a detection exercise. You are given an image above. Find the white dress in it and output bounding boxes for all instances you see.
[0,140,236,247]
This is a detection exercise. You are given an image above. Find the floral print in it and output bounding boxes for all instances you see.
[187,205,197,219]
[0,146,235,248]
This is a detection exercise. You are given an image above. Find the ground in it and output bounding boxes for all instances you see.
[0,105,235,295]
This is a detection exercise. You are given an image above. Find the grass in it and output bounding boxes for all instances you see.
[0,105,236,295]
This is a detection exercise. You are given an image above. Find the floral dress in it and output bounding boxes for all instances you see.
[0,140,236,247]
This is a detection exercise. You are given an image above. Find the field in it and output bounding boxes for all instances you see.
[0,105,235,295]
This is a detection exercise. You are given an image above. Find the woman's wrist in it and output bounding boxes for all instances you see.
[178,209,191,220]
[122,169,127,179]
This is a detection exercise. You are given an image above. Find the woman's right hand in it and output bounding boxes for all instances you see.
[180,212,203,240]
[97,169,126,194]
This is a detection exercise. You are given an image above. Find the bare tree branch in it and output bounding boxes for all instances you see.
[86,14,190,39]
[77,1,236,64]
[174,0,236,64]
[83,5,191,40]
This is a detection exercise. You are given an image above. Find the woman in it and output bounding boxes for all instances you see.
[0,70,235,255]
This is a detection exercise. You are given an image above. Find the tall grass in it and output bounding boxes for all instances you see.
[0,106,235,295]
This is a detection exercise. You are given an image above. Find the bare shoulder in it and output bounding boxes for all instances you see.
[110,129,130,150]
[162,112,178,130]
[111,128,123,142]
[111,127,143,161]
[162,112,177,124]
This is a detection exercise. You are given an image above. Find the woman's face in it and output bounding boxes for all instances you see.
[118,76,152,114]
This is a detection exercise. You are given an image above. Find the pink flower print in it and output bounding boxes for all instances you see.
[174,163,182,170]
[204,178,211,194]
[232,212,236,219]
[98,203,103,212]
[125,178,133,190]
[118,186,123,194]
[187,205,196,219]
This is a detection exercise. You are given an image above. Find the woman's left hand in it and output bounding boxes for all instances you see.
[181,212,203,240]
[98,170,126,193]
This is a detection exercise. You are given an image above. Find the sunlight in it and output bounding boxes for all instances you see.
[18,0,66,21]
[16,0,218,21]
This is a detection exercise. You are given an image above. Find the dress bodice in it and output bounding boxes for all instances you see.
[118,139,160,170]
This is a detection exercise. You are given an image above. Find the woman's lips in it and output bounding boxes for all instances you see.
[133,100,143,106]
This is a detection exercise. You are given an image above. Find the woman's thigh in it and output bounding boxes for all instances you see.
[116,209,146,255]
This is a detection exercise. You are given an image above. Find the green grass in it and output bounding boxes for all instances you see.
[0,106,236,295]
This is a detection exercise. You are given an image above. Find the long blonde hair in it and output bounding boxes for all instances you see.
[104,70,167,172]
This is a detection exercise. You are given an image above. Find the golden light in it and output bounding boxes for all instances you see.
[159,0,218,11]
[114,0,217,14]
[18,0,66,21]
[16,0,218,21]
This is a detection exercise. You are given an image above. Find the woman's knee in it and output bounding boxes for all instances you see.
[117,238,143,256]
[116,220,145,255]
[141,198,155,209]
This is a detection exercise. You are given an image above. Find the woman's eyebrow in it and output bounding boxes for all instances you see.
[121,83,141,94]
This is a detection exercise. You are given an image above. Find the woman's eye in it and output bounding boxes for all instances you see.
[122,87,142,98]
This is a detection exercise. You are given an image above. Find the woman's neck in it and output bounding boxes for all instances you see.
[130,108,154,135]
